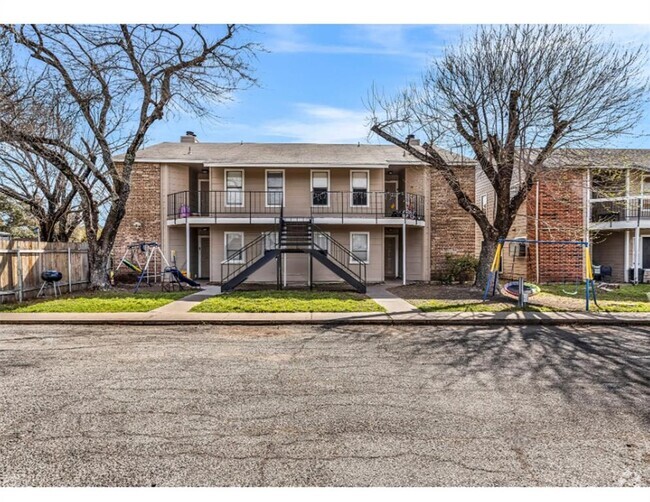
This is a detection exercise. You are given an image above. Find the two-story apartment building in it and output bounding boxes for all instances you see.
[475,150,650,284]
[114,133,474,291]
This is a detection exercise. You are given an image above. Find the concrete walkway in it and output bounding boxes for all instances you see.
[366,284,420,314]
[151,285,221,314]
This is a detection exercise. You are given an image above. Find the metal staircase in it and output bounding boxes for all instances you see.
[220,218,367,293]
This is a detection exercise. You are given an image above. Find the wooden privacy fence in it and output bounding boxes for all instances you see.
[0,240,89,303]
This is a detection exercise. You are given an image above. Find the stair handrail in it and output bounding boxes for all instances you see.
[311,223,366,285]
[221,233,271,286]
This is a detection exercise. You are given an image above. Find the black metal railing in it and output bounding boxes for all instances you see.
[167,191,283,222]
[310,191,425,222]
[311,223,366,285]
[221,233,271,286]
[167,190,425,223]
[590,197,650,223]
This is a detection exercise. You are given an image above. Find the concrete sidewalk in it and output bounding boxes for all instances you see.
[151,285,221,314]
[2,310,650,325]
[366,284,420,314]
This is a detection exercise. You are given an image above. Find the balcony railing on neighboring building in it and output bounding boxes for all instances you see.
[590,197,650,223]
[167,190,425,223]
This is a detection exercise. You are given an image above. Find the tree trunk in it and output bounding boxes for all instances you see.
[87,242,111,290]
[475,239,498,289]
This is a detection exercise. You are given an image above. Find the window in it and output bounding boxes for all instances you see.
[313,231,330,253]
[350,232,369,263]
[224,232,244,263]
[481,194,488,211]
[351,171,369,206]
[225,170,244,207]
[312,171,329,206]
[266,170,284,207]
[643,175,650,195]
[264,231,278,251]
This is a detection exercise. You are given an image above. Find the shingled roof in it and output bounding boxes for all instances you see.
[115,141,471,167]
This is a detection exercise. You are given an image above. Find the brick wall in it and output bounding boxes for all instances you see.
[430,166,477,279]
[112,162,162,277]
[525,168,586,283]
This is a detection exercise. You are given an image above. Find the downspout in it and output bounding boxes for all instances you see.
[535,180,540,284]
[185,216,191,278]
[634,196,641,283]
[402,198,407,285]
[624,230,630,282]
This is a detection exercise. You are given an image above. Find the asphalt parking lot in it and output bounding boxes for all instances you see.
[0,323,648,486]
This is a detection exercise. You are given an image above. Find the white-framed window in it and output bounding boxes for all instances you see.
[313,231,330,253]
[265,170,284,207]
[481,194,488,211]
[264,231,278,251]
[311,170,330,207]
[224,231,245,263]
[225,169,244,207]
[350,170,369,207]
[350,232,369,264]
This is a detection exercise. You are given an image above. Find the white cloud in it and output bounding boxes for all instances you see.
[261,103,370,143]
[263,25,431,62]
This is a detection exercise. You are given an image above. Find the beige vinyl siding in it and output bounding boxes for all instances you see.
[167,226,187,273]
[628,169,643,196]
[404,165,427,196]
[474,167,497,256]
[405,226,426,281]
[404,165,431,280]
[167,164,189,193]
[499,209,528,280]
[592,231,626,282]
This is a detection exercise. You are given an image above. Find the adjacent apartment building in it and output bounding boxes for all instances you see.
[476,150,650,284]
[114,133,476,291]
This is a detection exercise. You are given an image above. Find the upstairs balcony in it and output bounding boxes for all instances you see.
[166,190,426,225]
[589,196,650,229]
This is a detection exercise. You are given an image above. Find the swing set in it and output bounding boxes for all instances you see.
[112,241,201,293]
[482,238,599,311]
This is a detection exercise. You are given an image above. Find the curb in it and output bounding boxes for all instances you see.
[2,315,650,326]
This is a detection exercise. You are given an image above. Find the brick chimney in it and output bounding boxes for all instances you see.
[180,131,198,143]
[406,134,420,147]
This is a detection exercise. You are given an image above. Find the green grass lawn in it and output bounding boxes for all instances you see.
[190,290,385,313]
[542,283,650,302]
[399,282,650,313]
[540,283,650,312]
[0,290,193,313]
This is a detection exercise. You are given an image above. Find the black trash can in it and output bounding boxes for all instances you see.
[628,268,645,283]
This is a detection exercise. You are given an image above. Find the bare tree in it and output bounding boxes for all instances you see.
[369,25,648,287]
[0,145,88,241]
[0,24,258,288]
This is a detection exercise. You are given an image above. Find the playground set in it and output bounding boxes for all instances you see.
[483,238,599,311]
[112,241,200,293]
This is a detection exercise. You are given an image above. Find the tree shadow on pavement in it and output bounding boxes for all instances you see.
[324,324,650,423]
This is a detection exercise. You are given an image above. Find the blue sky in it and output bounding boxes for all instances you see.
[147,25,650,148]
